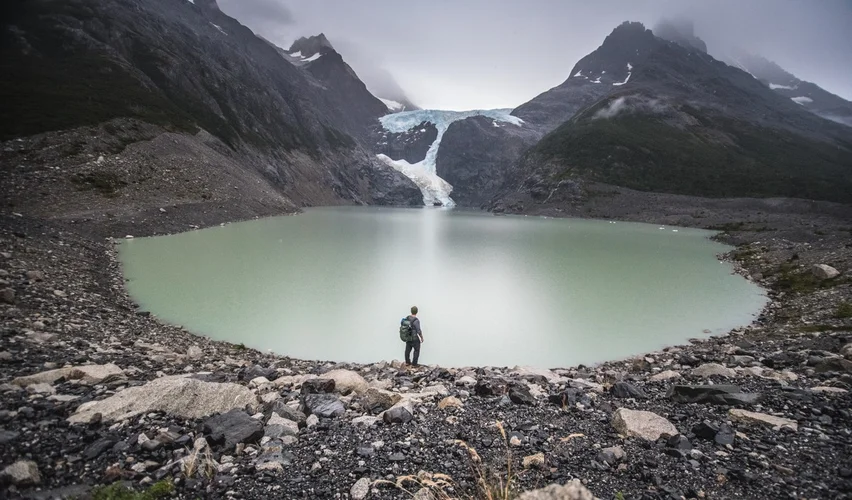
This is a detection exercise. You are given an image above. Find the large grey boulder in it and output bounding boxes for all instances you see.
[517,480,598,500]
[321,369,370,395]
[2,460,41,486]
[13,364,123,387]
[667,384,761,406]
[68,375,257,423]
[691,363,736,378]
[610,381,646,399]
[812,264,840,280]
[611,408,677,441]
[203,409,264,450]
[302,393,346,418]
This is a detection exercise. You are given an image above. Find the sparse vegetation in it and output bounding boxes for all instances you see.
[71,171,128,196]
[92,480,174,500]
[836,302,852,319]
[181,443,217,480]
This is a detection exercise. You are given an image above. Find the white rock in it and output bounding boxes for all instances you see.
[2,460,41,486]
[186,346,203,359]
[649,370,682,382]
[691,363,737,378]
[811,386,848,394]
[12,364,123,387]
[455,375,477,387]
[728,409,798,431]
[68,375,257,423]
[350,477,372,500]
[321,369,369,395]
[306,414,319,428]
[611,408,677,441]
[351,415,379,427]
[812,264,840,280]
[517,480,597,500]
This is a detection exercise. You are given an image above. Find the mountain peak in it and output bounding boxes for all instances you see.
[567,21,655,85]
[289,34,335,58]
[652,18,707,53]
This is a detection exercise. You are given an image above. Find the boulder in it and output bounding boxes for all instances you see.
[610,381,646,399]
[691,421,719,440]
[361,388,399,413]
[383,404,414,424]
[611,408,677,441]
[68,375,257,423]
[264,400,307,425]
[265,413,299,438]
[811,386,848,394]
[548,388,592,409]
[523,452,546,469]
[691,363,736,378]
[595,446,625,465]
[186,346,203,359]
[814,357,852,374]
[511,366,561,383]
[509,384,536,405]
[300,378,336,394]
[351,415,380,427]
[728,409,798,431]
[254,440,295,473]
[667,385,761,406]
[2,460,41,486]
[203,409,264,450]
[438,396,463,409]
[0,288,15,304]
[667,435,691,450]
[321,369,369,395]
[517,480,597,500]
[302,393,345,418]
[812,264,840,280]
[350,477,372,500]
[455,375,477,387]
[649,370,682,382]
[475,378,506,397]
[13,364,124,387]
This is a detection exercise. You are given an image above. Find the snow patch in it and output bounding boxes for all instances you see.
[627,62,633,71]
[791,96,813,105]
[290,51,302,58]
[379,98,404,112]
[769,83,797,90]
[591,76,602,84]
[613,66,632,86]
[574,70,583,77]
[378,109,524,206]
[303,53,321,62]
[210,23,227,35]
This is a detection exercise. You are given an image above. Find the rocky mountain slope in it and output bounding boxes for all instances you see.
[1,0,421,230]
[435,22,852,210]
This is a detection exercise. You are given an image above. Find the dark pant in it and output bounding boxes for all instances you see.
[405,341,421,365]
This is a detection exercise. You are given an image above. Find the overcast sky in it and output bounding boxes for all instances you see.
[218,0,852,110]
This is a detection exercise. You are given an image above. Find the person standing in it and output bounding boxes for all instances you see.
[400,305,423,366]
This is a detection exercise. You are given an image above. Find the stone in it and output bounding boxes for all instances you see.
[611,408,677,441]
[420,384,450,397]
[264,400,306,425]
[649,370,682,382]
[610,381,646,399]
[203,409,264,450]
[69,375,257,423]
[361,387,398,413]
[455,375,477,387]
[254,440,295,473]
[351,415,379,427]
[265,414,299,439]
[320,369,370,395]
[517,480,597,500]
[667,434,692,450]
[27,382,55,395]
[350,477,372,500]
[596,446,625,465]
[728,409,798,431]
[13,364,124,387]
[511,366,561,383]
[300,378,335,394]
[523,452,546,469]
[548,388,591,408]
[383,405,414,424]
[811,386,848,394]
[305,414,319,427]
[186,346,203,359]
[667,385,761,406]
[0,288,14,304]
[812,264,840,280]
[413,488,435,500]
[509,384,536,405]
[714,424,735,445]
[142,439,163,452]
[474,378,506,397]
[691,363,737,378]
[691,421,719,440]
[438,396,463,409]
[814,357,852,374]
[2,460,41,486]
[302,393,345,418]
[84,437,118,460]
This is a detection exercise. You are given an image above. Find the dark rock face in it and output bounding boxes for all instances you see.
[667,385,762,406]
[508,384,536,405]
[301,393,345,418]
[610,381,647,399]
[202,409,264,450]
[263,401,306,425]
[474,379,507,397]
[301,378,336,395]
[382,406,413,424]
[374,121,438,164]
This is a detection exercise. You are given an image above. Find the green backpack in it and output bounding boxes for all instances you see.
[399,316,416,342]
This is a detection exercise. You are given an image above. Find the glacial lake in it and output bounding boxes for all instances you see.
[119,207,767,368]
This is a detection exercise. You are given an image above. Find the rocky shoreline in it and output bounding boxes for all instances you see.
[1,200,851,499]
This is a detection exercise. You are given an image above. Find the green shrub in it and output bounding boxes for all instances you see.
[92,480,174,500]
[836,302,852,319]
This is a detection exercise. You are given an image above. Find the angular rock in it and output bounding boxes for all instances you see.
[611,408,677,441]
[714,424,735,445]
[351,415,379,427]
[667,434,692,450]
[13,364,124,387]
[2,460,41,486]
[254,440,295,473]
[265,413,299,439]
[509,384,536,405]
[475,378,506,397]
[811,386,848,394]
[25,270,45,281]
[649,370,682,382]
[361,387,398,413]
[351,477,372,500]
[264,400,306,425]
[667,385,761,406]
[812,264,840,280]
[203,409,264,450]
[383,405,414,424]
[691,421,719,441]
[84,437,119,460]
[728,409,798,431]
[523,452,546,469]
[321,369,369,395]
[813,357,852,374]
[455,375,477,387]
[300,378,335,395]
[691,363,737,378]
[186,346,203,359]
[302,393,345,418]
[438,396,463,410]
[548,388,592,408]
[0,288,15,304]
[69,375,257,423]
[517,480,597,500]
[610,381,646,399]
[596,446,625,465]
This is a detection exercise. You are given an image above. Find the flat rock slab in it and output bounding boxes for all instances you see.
[611,407,677,441]
[203,409,264,449]
[13,364,123,387]
[728,409,798,431]
[691,363,737,378]
[68,375,257,423]
[517,480,598,500]
[667,384,761,406]
[302,393,345,418]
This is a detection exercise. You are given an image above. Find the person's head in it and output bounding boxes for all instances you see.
[410,305,418,316]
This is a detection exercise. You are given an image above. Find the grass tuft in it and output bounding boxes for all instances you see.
[92,479,174,500]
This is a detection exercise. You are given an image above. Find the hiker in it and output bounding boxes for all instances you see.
[399,305,423,366]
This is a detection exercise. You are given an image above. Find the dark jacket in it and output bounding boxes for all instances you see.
[407,315,422,342]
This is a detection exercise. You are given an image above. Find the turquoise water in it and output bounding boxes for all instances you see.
[119,207,767,368]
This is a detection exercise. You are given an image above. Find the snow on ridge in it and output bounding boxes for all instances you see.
[378,109,524,206]
[210,23,227,35]
[627,62,633,71]
[574,70,583,77]
[303,53,321,62]
[769,83,797,90]
[290,51,302,58]
[379,98,405,112]
[791,96,813,105]
[613,63,632,86]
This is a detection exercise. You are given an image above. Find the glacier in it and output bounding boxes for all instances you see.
[378,109,523,206]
